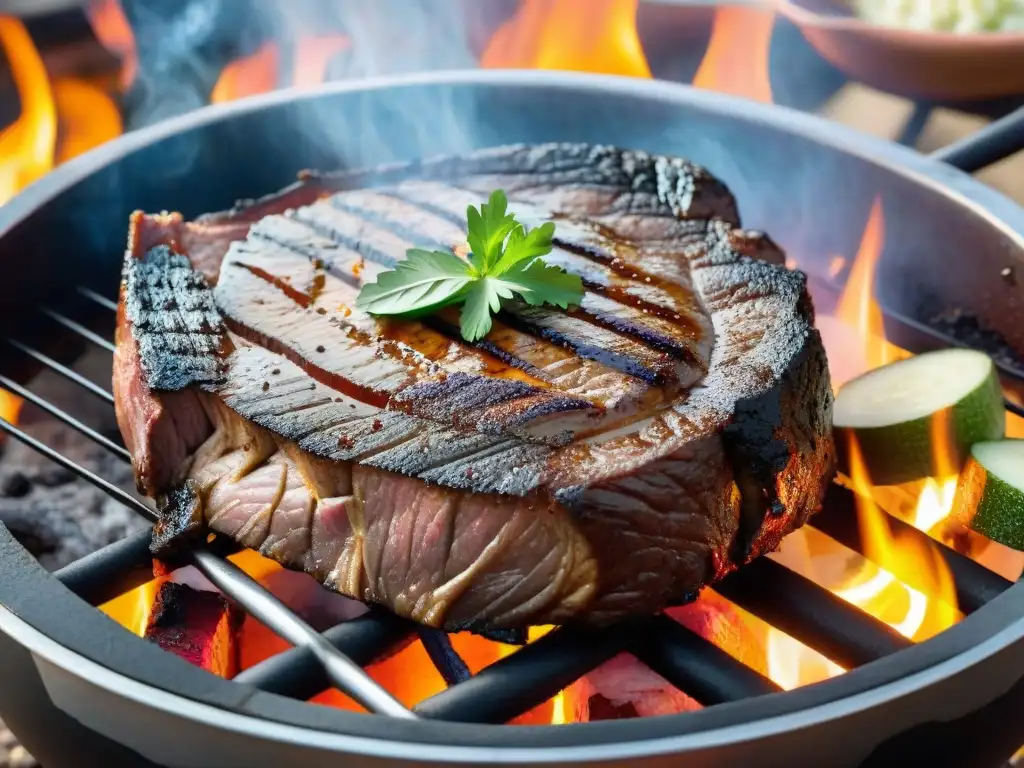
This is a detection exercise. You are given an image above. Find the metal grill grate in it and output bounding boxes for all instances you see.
[0,279,1016,726]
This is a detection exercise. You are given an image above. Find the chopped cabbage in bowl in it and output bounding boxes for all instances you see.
[853,0,1024,32]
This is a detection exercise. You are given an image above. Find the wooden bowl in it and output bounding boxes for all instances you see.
[778,0,1024,101]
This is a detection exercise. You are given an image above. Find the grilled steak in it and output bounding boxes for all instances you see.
[113,143,834,631]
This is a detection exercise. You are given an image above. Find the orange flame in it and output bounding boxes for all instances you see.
[211,35,349,104]
[0,17,57,203]
[293,37,349,89]
[102,550,562,722]
[481,0,651,77]
[767,449,960,688]
[692,8,774,103]
[1006,391,1024,439]
[835,198,912,372]
[768,200,965,690]
[0,16,55,426]
[210,43,279,104]
[85,0,137,90]
[0,17,124,428]
[52,78,124,163]
[819,198,913,389]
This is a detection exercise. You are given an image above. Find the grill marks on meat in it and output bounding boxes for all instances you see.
[114,143,834,630]
[217,345,552,496]
[216,237,599,443]
[114,224,229,496]
[339,187,712,374]
[279,193,706,388]
[122,245,227,391]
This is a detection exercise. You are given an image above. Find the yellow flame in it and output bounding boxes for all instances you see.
[0,17,56,203]
[835,199,912,372]
[482,0,650,77]
[692,7,774,103]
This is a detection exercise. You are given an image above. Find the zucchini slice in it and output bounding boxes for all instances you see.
[833,348,1005,485]
[955,440,1024,551]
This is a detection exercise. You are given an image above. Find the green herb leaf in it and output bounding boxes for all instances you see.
[500,258,585,308]
[354,249,472,316]
[460,277,514,342]
[355,189,585,342]
[465,190,517,273]
[491,220,556,276]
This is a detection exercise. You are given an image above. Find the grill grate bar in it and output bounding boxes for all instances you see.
[10,288,1008,724]
[0,414,416,719]
[0,375,129,461]
[415,624,633,723]
[716,558,913,668]
[189,548,417,719]
[235,610,414,699]
[812,486,1011,614]
[0,415,156,522]
[419,628,472,686]
[55,527,156,605]
[630,615,782,705]
[77,286,119,313]
[7,338,114,403]
[0,374,956,717]
[40,307,116,353]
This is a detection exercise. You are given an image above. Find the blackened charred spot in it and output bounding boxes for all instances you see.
[442,619,528,645]
[394,371,532,408]
[151,481,205,556]
[124,245,227,392]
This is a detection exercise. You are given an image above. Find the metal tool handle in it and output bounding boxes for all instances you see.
[929,105,1024,174]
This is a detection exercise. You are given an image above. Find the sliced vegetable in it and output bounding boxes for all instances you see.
[955,440,1024,550]
[833,348,1005,485]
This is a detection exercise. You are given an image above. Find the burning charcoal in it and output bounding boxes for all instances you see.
[144,581,244,677]
[166,560,368,631]
[0,348,147,570]
[0,472,30,498]
[568,593,764,721]
[572,653,701,721]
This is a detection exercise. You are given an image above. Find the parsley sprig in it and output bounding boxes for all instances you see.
[355,190,584,342]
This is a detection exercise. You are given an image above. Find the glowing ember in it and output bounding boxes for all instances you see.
[144,582,243,678]
[692,8,774,103]
[482,0,651,77]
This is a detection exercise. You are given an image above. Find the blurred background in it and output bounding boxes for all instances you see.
[0,0,1022,215]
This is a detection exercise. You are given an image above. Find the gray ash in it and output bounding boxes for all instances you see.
[930,308,1024,372]
[0,347,147,571]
